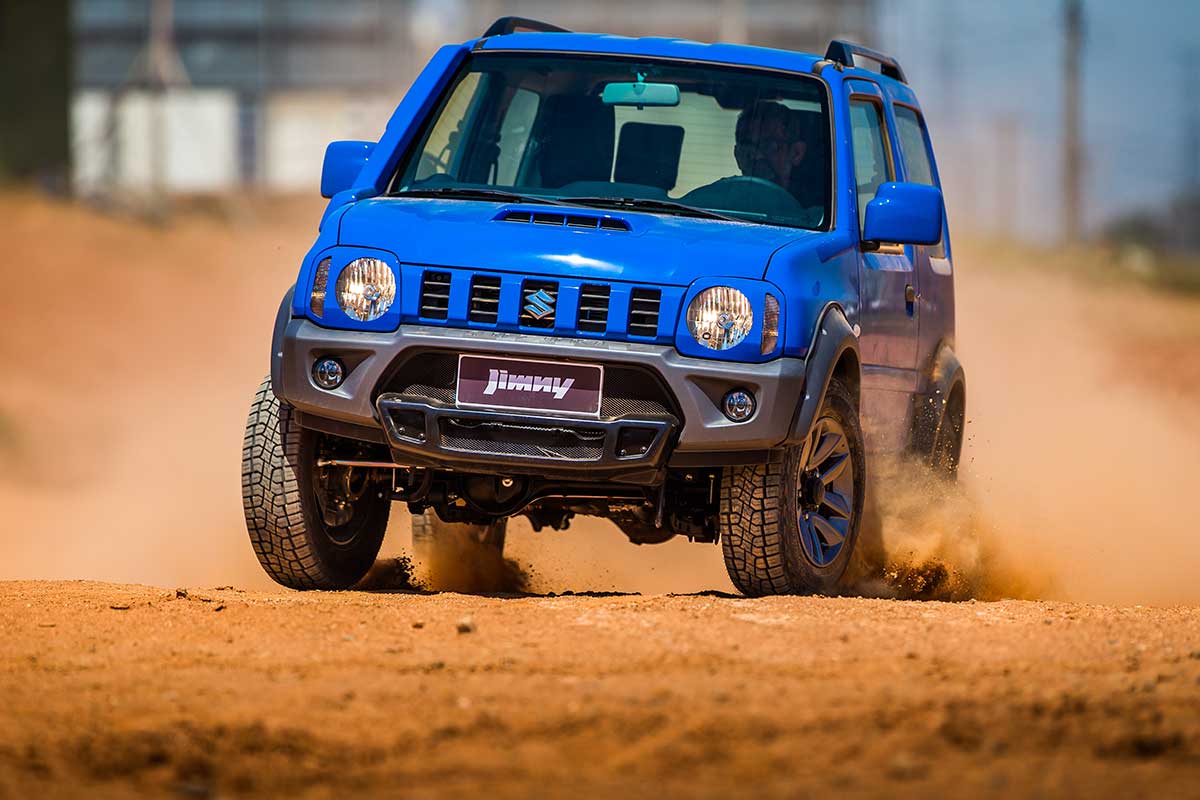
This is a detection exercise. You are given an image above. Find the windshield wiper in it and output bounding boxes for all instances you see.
[565,196,743,222]
[388,187,568,205]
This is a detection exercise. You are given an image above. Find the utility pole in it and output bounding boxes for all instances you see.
[937,2,970,230]
[1062,0,1085,243]
[718,0,748,44]
[1184,48,1200,191]
[994,113,1020,238]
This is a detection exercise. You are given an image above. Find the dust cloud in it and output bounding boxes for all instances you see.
[0,195,1196,603]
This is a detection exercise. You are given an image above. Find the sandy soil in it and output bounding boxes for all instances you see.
[2,581,1199,799]
[2,193,1200,796]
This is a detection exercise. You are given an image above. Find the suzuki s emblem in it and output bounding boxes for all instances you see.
[524,288,556,320]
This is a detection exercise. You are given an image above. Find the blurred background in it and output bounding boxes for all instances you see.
[6,0,1197,248]
[1,1,1198,601]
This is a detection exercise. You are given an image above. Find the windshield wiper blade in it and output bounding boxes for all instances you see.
[565,196,742,222]
[388,187,568,205]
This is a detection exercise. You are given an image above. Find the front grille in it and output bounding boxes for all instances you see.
[627,288,662,337]
[419,271,451,320]
[468,275,501,324]
[439,418,605,461]
[520,280,558,329]
[577,283,611,333]
[379,351,682,422]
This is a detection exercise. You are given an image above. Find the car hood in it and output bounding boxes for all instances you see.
[337,197,823,286]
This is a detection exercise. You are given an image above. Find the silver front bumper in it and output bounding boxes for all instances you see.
[275,320,806,455]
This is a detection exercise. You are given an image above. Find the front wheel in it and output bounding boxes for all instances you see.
[242,377,390,590]
[720,378,866,596]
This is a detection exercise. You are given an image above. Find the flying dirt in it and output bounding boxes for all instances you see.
[1,194,1199,796]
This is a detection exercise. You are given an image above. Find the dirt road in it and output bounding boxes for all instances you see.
[1,581,1198,798]
[2,194,1200,796]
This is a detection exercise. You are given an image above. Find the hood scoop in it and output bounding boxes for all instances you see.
[495,208,631,232]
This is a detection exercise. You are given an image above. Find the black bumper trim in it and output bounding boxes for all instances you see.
[375,394,677,484]
[295,410,387,444]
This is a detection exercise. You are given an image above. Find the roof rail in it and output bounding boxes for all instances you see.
[482,16,570,38]
[824,40,907,83]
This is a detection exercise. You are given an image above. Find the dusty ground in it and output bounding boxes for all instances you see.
[2,582,1199,799]
[1,193,1200,797]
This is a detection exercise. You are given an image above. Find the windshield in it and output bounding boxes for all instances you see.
[389,53,832,230]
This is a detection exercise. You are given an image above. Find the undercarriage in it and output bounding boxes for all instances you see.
[312,430,721,545]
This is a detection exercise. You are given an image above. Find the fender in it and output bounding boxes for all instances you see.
[269,286,296,400]
[909,340,966,457]
[784,304,861,446]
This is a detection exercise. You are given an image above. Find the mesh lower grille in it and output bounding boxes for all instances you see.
[380,351,680,422]
[439,418,605,461]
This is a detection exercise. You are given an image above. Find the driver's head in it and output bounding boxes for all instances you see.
[734,100,807,188]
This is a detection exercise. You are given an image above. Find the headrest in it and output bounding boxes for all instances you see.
[614,122,685,192]
[537,95,615,188]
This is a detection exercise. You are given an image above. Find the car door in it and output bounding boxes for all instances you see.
[847,83,919,451]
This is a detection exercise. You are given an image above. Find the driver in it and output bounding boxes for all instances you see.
[733,100,807,191]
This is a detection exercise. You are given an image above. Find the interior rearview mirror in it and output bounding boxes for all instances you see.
[601,81,681,108]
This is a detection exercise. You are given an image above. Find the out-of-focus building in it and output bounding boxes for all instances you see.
[72,0,874,195]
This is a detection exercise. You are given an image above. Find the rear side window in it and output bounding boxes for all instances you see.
[848,99,892,234]
[894,105,946,257]
[894,106,935,187]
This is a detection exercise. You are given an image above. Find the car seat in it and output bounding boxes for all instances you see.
[536,95,615,188]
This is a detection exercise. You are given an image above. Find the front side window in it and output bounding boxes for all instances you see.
[391,53,833,230]
[848,98,893,234]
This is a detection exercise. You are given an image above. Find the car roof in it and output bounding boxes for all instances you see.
[473,31,827,77]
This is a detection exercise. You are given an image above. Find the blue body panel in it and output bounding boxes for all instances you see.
[286,30,958,450]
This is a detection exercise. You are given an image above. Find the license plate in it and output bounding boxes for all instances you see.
[456,354,603,417]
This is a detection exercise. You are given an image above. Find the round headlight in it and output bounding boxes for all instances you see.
[336,258,396,322]
[686,286,754,350]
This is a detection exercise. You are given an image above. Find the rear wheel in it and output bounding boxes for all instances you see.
[410,511,511,593]
[242,377,391,590]
[411,511,507,561]
[720,378,866,596]
[929,385,966,478]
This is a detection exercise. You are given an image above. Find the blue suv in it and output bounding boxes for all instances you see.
[242,17,966,596]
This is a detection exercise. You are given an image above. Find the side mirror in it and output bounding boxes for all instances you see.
[862,182,943,246]
[320,140,375,198]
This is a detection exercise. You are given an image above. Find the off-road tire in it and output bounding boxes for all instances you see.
[929,385,966,478]
[720,378,866,596]
[242,377,390,590]
[410,511,507,562]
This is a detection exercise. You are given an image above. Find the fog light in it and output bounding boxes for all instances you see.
[313,357,345,390]
[722,388,756,422]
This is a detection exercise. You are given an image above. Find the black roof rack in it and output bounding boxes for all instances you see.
[482,17,570,38]
[824,40,907,84]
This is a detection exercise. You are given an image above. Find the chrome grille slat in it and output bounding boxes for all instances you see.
[577,283,611,333]
[468,275,502,324]
[627,288,662,337]
[419,271,451,320]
